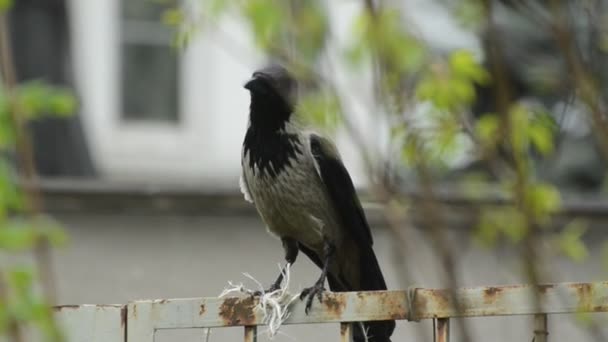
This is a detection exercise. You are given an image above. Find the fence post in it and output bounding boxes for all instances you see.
[340,323,352,342]
[434,318,450,342]
[533,314,548,342]
[244,326,257,342]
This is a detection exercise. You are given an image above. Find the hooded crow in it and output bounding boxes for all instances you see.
[240,64,395,342]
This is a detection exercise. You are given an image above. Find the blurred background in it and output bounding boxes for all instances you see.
[4,0,608,341]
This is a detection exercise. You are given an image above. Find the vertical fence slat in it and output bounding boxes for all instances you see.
[534,314,548,342]
[434,318,450,342]
[244,326,257,342]
[340,323,352,342]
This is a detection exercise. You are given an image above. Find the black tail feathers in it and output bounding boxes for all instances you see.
[328,246,396,342]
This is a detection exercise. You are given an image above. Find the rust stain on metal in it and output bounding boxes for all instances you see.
[536,284,554,294]
[323,294,345,317]
[340,322,349,335]
[483,287,503,304]
[434,318,450,342]
[593,305,608,312]
[379,291,408,319]
[219,296,256,326]
[340,322,351,341]
[121,306,127,328]
[199,304,206,315]
[573,283,592,297]
[377,291,395,306]
[433,290,452,312]
[53,304,81,311]
[414,289,452,318]
[571,283,593,310]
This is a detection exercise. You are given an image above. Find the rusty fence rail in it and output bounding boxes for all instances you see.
[54,281,608,342]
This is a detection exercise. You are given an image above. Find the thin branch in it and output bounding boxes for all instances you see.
[548,0,608,160]
[0,11,57,304]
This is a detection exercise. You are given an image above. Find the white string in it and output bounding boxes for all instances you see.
[220,264,300,339]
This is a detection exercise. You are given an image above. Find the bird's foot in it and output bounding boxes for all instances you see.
[252,280,282,296]
[300,281,326,314]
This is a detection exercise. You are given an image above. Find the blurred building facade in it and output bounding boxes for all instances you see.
[19,0,479,188]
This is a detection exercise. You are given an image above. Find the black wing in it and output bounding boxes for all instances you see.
[309,134,373,246]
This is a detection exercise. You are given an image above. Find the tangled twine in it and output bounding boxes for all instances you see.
[219,264,300,339]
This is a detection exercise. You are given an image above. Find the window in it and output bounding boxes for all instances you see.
[121,0,179,122]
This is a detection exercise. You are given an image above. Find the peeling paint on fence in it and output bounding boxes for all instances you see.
[412,281,608,319]
[55,281,608,342]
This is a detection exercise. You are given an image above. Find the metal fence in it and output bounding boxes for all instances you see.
[54,281,608,342]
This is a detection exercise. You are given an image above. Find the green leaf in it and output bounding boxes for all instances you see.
[529,112,556,156]
[16,82,77,118]
[509,104,530,153]
[476,206,528,245]
[449,77,476,104]
[297,90,341,131]
[0,221,38,251]
[415,50,486,110]
[243,0,282,50]
[161,8,184,27]
[401,135,421,166]
[449,50,489,84]
[0,110,15,149]
[346,8,425,75]
[292,2,328,61]
[0,0,12,12]
[0,160,24,212]
[556,220,589,262]
[35,216,68,247]
[475,114,500,147]
[7,267,34,296]
[525,183,561,222]
[48,90,77,116]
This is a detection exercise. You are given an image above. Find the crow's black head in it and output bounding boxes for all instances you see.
[244,64,297,130]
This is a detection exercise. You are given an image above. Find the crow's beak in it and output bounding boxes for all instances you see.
[244,75,259,90]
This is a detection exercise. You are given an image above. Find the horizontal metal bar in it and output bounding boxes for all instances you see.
[127,290,408,330]
[54,304,126,342]
[121,281,608,329]
[412,281,608,319]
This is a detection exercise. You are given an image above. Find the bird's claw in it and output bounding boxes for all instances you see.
[300,282,326,314]
[252,283,281,297]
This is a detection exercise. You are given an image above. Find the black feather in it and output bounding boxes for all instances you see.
[309,134,395,342]
[243,77,301,178]
[310,135,373,246]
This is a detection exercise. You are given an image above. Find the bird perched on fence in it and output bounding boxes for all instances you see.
[240,64,395,342]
